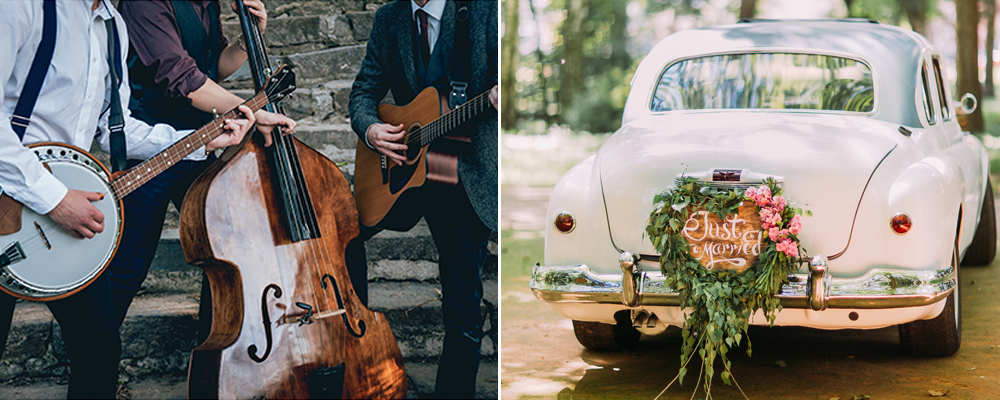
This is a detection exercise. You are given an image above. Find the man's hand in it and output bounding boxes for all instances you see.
[489,85,498,110]
[232,0,267,32]
[48,190,105,239]
[254,110,297,147]
[366,123,408,166]
[206,105,256,152]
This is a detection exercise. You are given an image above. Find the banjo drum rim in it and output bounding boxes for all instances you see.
[0,142,124,302]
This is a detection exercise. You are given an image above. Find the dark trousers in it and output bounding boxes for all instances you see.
[346,182,489,398]
[0,159,209,398]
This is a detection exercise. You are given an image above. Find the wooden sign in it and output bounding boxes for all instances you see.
[681,201,763,273]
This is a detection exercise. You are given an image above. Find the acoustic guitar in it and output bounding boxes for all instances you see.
[0,66,296,301]
[353,86,491,229]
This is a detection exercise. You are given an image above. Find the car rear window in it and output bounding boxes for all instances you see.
[650,52,875,113]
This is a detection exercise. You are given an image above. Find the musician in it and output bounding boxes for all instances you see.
[115,0,293,330]
[0,1,291,397]
[349,0,498,397]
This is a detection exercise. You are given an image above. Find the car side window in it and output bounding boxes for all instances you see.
[932,58,952,121]
[920,62,937,125]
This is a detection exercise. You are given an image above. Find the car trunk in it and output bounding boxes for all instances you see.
[597,112,899,260]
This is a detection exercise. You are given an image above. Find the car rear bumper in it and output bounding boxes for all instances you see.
[530,253,955,328]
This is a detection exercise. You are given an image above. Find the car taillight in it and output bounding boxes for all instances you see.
[554,212,575,233]
[890,213,912,234]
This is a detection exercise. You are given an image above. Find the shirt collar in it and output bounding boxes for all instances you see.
[93,0,116,21]
[411,0,446,21]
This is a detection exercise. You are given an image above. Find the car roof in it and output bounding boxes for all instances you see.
[624,20,933,127]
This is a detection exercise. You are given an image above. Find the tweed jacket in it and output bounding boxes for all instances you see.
[349,0,498,232]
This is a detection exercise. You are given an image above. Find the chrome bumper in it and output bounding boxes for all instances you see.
[530,253,955,311]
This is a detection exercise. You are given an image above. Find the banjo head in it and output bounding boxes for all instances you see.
[0,143,122,301]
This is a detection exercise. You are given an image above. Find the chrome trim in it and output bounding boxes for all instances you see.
[619,252,639,306]
[808,255,830,310]
[530,261,954,310]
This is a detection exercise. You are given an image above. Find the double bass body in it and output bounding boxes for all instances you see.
[181,137,407,398]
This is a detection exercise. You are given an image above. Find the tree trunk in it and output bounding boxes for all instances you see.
[957,0,985,131]
[844,0,855,17]
[740,0,757,19]
[558,0,587,120]
[527,0,551,125]
[899,0,929,37]
[501,0,519,126]
[987,0,997,97]
[610,0,629,69]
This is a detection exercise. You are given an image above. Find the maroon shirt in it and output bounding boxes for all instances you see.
[119,0,229,99]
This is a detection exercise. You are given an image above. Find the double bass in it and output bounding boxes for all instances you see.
[180,1,407,397]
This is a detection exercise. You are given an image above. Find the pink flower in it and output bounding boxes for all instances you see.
[767,227,780,241]
[744,187,757,199]
[768,227,789,242]
[788,215,802,235]
[759,207,782,229]
[776,239,799,258]
[771,196,787,212]
[754,186,772,207]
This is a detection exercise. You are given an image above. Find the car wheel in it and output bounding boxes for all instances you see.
[899,243,961,356]
[962,179,996,266]
[572,312,640,351]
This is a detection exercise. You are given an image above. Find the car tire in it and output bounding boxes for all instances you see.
[572,312,640,351]
[962,180,996,266]
[899,243,961,357]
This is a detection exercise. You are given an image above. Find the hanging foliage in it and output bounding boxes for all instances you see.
[646,177,809,398]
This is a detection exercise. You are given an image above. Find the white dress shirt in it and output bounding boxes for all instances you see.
[0,0,204,215]
[411,0,446,53]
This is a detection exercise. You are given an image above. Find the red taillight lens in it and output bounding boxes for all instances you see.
[890,214,912,234]
[554,212,575,233]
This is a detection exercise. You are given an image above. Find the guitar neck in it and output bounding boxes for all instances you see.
[417,90,492,147]
[110,91,269,197]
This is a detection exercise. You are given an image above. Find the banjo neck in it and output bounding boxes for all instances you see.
[109,92,269,198]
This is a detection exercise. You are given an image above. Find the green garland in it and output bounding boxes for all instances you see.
[645,177,808,398]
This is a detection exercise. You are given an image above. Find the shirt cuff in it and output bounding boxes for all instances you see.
[363,124,376,150]
[16,171,69,215]
[175,129,209,161]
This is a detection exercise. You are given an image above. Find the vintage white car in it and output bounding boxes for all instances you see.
[530,19,996,356]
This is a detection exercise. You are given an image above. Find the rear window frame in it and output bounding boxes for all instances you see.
[647,49,878,116]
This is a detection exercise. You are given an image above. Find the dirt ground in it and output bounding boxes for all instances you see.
[501,185,1000,400]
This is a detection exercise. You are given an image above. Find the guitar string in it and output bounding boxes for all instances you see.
[112,94,269,198]
[409,91,489,147]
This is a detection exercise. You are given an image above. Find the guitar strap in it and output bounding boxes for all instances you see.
[104,17,128,173]
[448,0,472,109]
[9,0,56,140]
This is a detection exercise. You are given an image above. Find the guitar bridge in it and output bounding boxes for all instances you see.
[0,242,25,267]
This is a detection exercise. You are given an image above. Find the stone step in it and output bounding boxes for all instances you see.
[227,78,355,122]
[139,225,497,296]
[221,11,374,56]
[296,120,358,151]
[225,46,365,95]
[0,360,497,399]
[1,279,498,384]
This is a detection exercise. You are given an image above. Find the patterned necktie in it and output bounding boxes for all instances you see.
[416,9,430,68]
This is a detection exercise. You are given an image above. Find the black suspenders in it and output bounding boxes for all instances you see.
[9,0,57,140]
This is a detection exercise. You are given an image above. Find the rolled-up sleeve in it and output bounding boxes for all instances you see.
[0,3,68,214]
[119,1,207,99]
[96,13,207,162]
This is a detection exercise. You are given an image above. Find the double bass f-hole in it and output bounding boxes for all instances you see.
[247,283,282,363]
[321,274,366,338]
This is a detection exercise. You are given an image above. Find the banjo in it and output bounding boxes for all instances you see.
[0,65,296,301]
